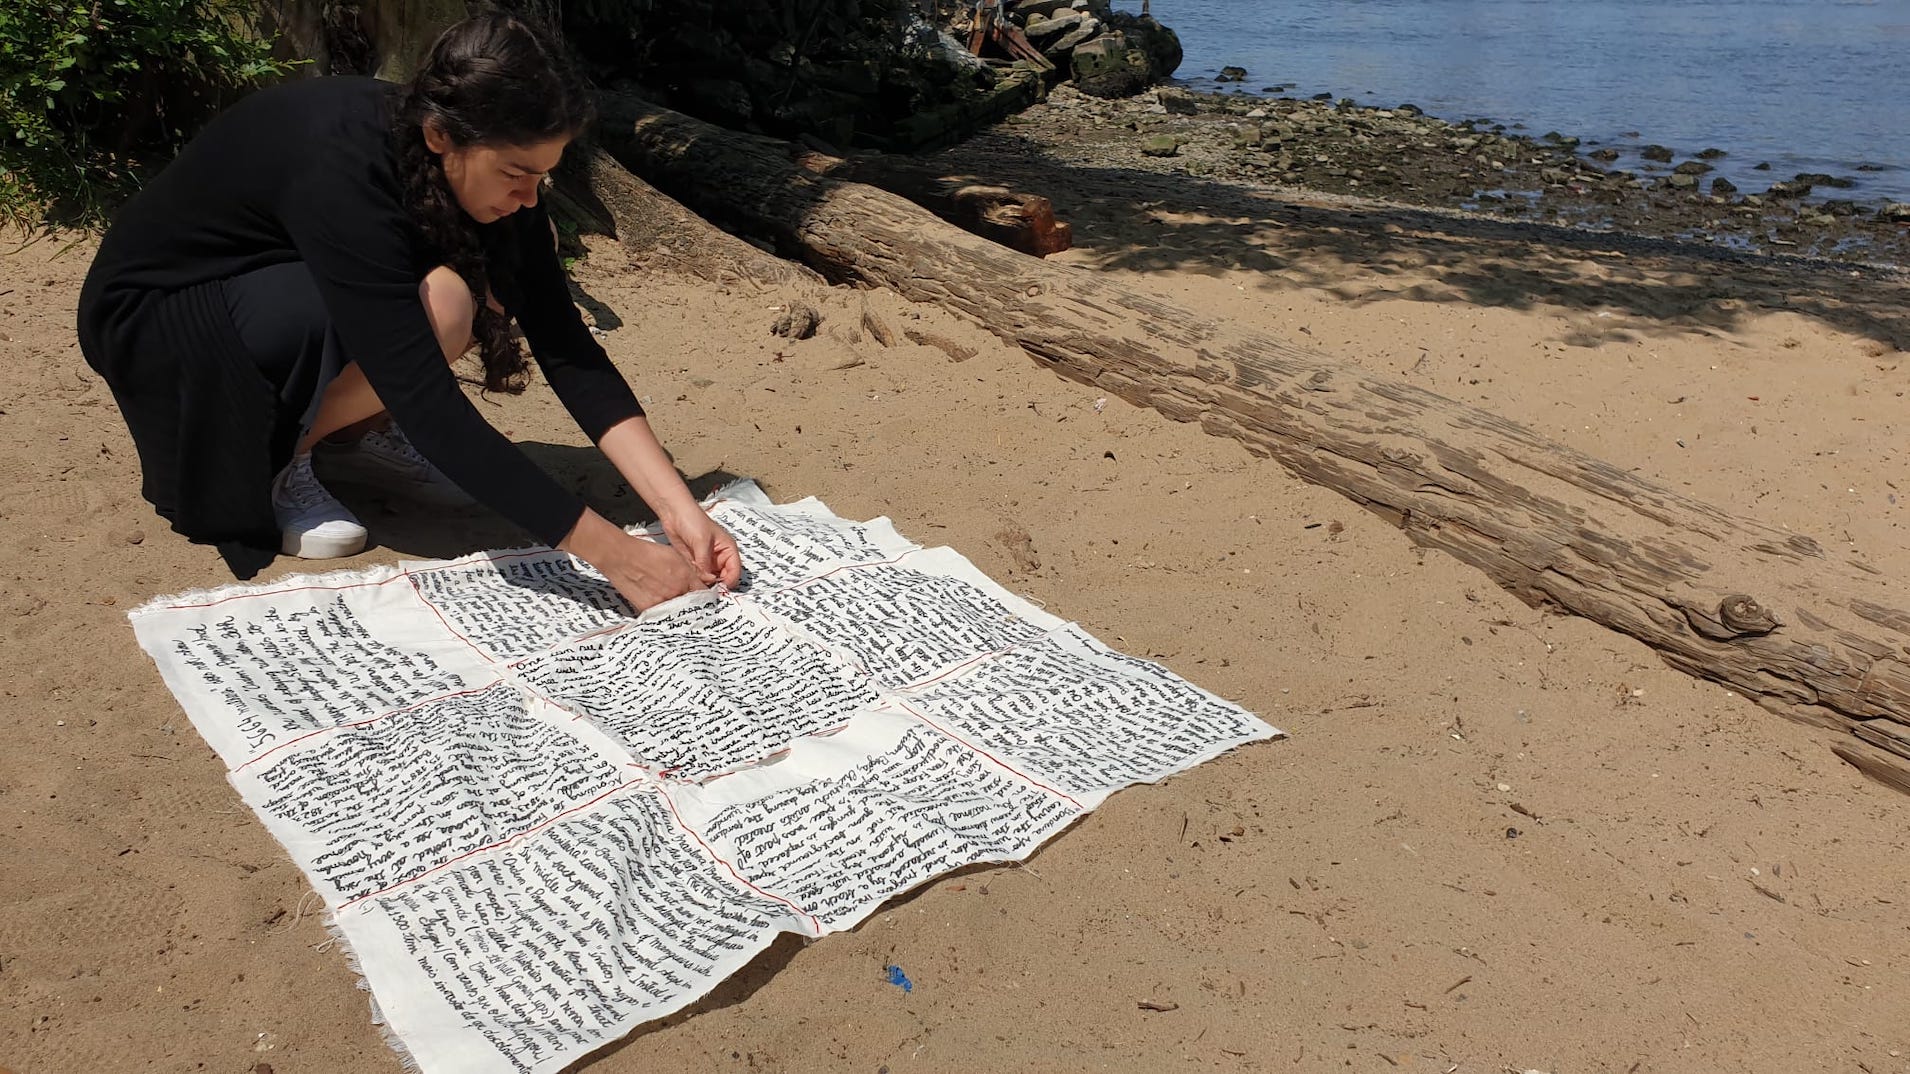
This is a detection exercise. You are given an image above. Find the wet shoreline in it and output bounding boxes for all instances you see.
[988,82,1910,270]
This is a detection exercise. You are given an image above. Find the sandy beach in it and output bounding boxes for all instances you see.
[3,106,1909,1073]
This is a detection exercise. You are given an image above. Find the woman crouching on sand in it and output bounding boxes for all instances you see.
[76,13,740,610]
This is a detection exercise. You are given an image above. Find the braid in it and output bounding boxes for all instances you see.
[391,13,594,395]
[392,112,528,394]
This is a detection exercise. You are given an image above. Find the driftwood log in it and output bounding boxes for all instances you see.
[548,148,822,289]
[793,149,1072,257]
[598,95,1910,794]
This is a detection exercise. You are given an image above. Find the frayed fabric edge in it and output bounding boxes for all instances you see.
[322,910,426,1074]
[127,561,410,620]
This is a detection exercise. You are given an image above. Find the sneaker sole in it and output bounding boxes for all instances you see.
[282,529,369,559]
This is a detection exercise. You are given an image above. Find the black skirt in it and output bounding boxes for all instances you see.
[80,260,349,575]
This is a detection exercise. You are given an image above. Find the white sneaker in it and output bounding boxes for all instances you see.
[272,453,368,559]
[315,424,477,508]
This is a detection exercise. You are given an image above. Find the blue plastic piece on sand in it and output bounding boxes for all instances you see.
[884,964,913,993]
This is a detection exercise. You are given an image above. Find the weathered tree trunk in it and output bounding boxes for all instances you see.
[549,148,823,288]
[253,0,468,80]
[599,95,1910,792]
[794,150,1073,257]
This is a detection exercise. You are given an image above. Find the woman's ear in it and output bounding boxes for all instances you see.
[421,118,453,155]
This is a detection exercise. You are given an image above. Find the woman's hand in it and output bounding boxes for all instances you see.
[590,415,743,589]
[661,505,744,589]
[559,509,704,611]
[595,416,744,584]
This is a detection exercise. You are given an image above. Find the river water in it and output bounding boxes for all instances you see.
[1122,0,1910,204]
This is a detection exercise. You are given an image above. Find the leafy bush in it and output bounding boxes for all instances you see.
[0,0,297,227]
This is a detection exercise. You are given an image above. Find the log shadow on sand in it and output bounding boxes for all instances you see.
[930,132,1910,353]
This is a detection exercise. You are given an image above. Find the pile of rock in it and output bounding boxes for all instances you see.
[1005,0,1182,98]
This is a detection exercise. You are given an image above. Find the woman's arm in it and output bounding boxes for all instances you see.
[503,205,646,441]
[503,205,742,589]
[597,415,743,588]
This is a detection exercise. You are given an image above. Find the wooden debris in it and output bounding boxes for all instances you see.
[770,302,821,339]
[904,328,979,362]
[995,525,1040,572]
[964,0,1055,70]
[1832,741,1910,795]
[860,306,898,347]
[795,150,1073,257]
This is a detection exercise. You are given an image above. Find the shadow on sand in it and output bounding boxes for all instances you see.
[929,131,1910,352]
[336,443,746,562]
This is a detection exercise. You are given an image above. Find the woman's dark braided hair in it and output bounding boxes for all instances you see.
[392,13,594,394]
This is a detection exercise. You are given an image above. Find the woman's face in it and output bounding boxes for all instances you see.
[423,122,570,224]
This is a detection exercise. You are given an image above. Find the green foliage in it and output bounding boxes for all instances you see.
[0,0,299,227]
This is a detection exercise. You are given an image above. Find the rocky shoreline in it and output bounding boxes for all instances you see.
[978,81,1910,269]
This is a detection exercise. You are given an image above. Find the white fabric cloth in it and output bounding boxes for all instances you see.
[130,481,1279,1074]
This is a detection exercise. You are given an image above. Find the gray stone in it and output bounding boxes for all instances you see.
[1697,146,1727,159]
[1106,11,1182,79]
[1673,160,1712,175]
[1640,144,1674,163]
[1158,87,1199,114]
[1217,65,1248,82]
[1142,133,1182,156]
[1048,19,1102,54]
[1795,172,1856,189]
[1071,31,1153,97]
[1710,177,1737,194]
[1767,178,1813,198]
[1668,172,1699,189]
[1023,12,1084,39]
[1013,0,1081,18]
[1881,202,1910,223]
[1587,147,1620,163]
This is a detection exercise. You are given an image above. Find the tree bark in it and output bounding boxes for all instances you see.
[599,95,1910,790]
[548,148,822,289]
[793,149,1073,257]
[253,0,467,80]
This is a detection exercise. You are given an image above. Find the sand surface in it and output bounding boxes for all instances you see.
[3,154,1910,1074]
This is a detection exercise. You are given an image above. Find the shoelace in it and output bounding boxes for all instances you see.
[366,428,433,476]
[280,457,335,511]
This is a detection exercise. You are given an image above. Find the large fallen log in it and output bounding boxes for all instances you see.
[793,149,1072,257]
[548,148,822,289]
[598,96,1910,792]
